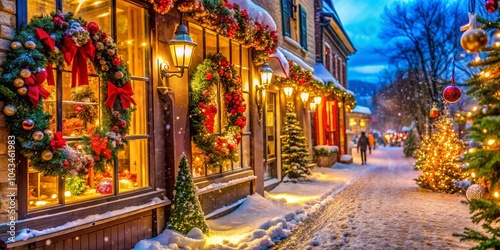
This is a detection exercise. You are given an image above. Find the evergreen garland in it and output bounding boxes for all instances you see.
[169,155,209,235]
[404,129,417,157]
[65,176,87,196]
[72,86,98,129]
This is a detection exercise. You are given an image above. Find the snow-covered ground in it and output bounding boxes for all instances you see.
[135,150,367,249]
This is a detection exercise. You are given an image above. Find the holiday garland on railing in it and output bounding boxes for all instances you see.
[149,0,278,65]
[274,60,356,111]
[189,53,247,167]
[0,12,134,176]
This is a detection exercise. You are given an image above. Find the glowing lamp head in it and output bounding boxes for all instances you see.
[300,92,309,104]
[313,96,322,105]
[495,192,499,198]
[169,23,197,70]
[259,63,273,89]
[284,87,293,97]
[488,139,496,146]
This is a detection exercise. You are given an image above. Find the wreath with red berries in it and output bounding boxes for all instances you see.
[0,12,134,176]
[189,53,247,167]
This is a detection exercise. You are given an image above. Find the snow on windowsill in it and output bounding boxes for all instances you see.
[284,36,306,52]
[196,175,257,196]
[279,47,314,73]
[205,196,248,219]
[10,197,170,244]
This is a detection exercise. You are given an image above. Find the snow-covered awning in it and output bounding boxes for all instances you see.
[278,47,314,72]
[346,89,354,96]
[313,62,345,91]
[267,49,289,78]
[229,0,277,31]
[352,105,372,115]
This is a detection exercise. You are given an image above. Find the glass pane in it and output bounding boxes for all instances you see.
[243,93,250,132]
[241,68,249,92]
[232,42,240,66]
[116,0,150,77]
[231,145,242,170]
[54,74,100,137]
[192,144,206,178]
[222,158,232,172]
[266,93,276,158]
[242,47,249,68]
[28,168,59,210]
[242,135,251,168]
[189,23,204,73]
[206,30,217,55]
[65,164,115,203]
[219,37,230,59]
[118,139,149,193]
[213,84,221,133]
[63,0,112,35]
[28,0,55,21]
[129,80,147,135]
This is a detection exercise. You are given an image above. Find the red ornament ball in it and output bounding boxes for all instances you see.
[443,85,462,103]
[87,22,100,34]
[96,178,113,194]
[430,107,439,119]
[119,120,127,128]
[75,105,84,112]
[112,126,119,132]
[486,0,499,12]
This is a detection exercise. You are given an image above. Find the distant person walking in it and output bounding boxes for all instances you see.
[368,132,375,154]
[357,131,370,165]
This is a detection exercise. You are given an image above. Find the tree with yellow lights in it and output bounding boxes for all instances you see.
[414,111,466,193]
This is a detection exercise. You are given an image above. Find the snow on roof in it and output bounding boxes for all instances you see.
[278,47,314,72]
[346,89,354,96]
[313,62,346,91]
[352,105,372,115]
[229,0,277,31]
[268,49,289,78]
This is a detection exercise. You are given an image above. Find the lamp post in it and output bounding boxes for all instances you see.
[256,63,273,125]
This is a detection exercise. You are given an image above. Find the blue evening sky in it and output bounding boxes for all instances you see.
[335,0,405,83]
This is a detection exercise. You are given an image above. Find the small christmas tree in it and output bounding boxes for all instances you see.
[404,129,417,157]
[169,155,209,235]
[281,102,312,181]
[415,111,466,193]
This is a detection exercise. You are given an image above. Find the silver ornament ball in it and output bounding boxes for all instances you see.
[466,184,486,201]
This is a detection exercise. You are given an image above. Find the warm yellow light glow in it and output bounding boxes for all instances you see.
[471,172,476,178]
[469,148,476,153]
[472,106,478,111]
[338,102,343,107]
[314,96,322,105]
[35,201,47,206]
[51,194,57,199]
[488,139,496,146]
[485,72,491,78]
[475,55,481,62]
[495,192,499,198]
[483,128,488,134]
[300,92,309,104]
[141,42,147,47]
[466,112,472,118]
[284,87,293,97]
[65,191,72,197]
[309,102,317,111]
[259,63,273,88]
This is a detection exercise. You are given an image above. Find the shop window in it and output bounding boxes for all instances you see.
[25,0,150,211]
[360,119,366,127]
[189,23,252,178]
[325,45,331,72]
[349,118,357,127]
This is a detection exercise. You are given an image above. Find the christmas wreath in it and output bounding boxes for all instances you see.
[189,53,247,167]
[0,12,134,176]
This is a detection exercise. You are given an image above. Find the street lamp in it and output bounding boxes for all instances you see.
[300,92,309,105]
[284,86,293,98]
[256,63,273,125]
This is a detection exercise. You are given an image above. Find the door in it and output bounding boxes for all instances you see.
[264,92,278,179]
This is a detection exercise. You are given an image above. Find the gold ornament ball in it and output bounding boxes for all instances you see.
[20,69,32,78]
[24,41,37,50]
[22,119,35,130]
[100,59,107,65]
[32,131,44,141]
[115,71,124,79]
[2,105,17,116]
[13,78,25,88]
[17,86,28,96]
[101,65,109,71]
[44,129,54,138]
[461,28,489,53]
[96,42,104,50]
[10,41,22,50]
[41,150,53,161]
[53,46,60,54]
[105,38,113,46]
[107,49,115,56]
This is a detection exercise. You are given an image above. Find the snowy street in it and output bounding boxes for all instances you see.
[275,147,478,249]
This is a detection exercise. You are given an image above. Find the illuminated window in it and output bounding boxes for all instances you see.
[189,23,253,178]
[325,45,331,72]
[27,0,150,210]
[349,118,357,127]
[359,119,366,127]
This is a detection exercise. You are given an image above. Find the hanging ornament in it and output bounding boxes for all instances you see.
[17,86,28,96]
[482,106,489,114]
[22,119,35,130]
[32,131,44,141]
[10,41,22,50]
[115,71,124,79]
[13,78,25,88]
[107,49,116,56]
[119,120,127,128]
[41,149,53,161]
[20,69,32,78]
[460,13,489,53]
[429,104,439,118]
[75,105,84,112]
[24,41,36,50]
[3,105,17,116]
[443,67,462,103]
[486,0,499,12]
[96,178,113,194]
[44,129,54,138]
[466,184,486,201]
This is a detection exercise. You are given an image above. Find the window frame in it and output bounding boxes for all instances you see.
[324,44,332,72]
[188,23,254,180]
[298,4,307,50]
[16,0,155,219]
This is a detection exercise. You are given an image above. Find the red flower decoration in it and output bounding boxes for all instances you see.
[50,131,66,150]
[206,72,213,81]
[111,56,122,66]
[87,22,100,34]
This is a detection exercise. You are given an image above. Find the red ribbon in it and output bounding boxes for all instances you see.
[90,134,111,160]
[25,70,50,106]
[62,35,95,88]
[36,28,56,86]
[104,82,136,110]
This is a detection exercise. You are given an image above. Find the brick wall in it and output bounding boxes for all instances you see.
[0,0,16,224]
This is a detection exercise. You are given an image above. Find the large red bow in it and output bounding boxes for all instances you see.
[25,70,50,106]
[36,28,56,86]
[62,35,95,88]
[104,82,136,110]
[90,134,111,160]
[50,131,66,150]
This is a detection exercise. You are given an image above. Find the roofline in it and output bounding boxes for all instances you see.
[321,13,356,54]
